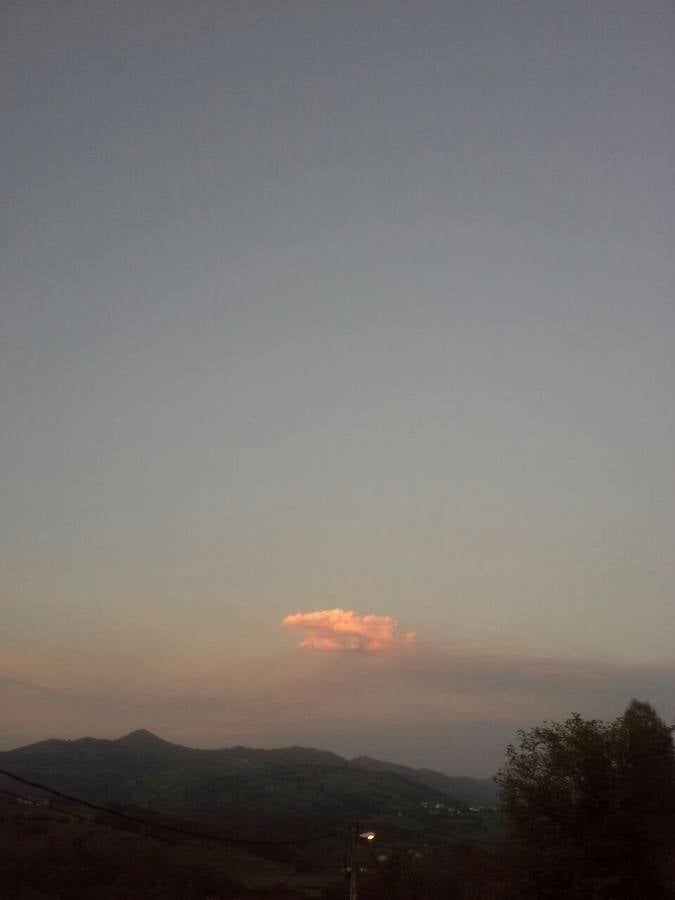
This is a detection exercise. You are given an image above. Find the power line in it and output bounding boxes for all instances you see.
[0,768,337,847]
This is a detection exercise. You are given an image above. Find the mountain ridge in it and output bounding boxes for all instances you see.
[0,730,499,811]
[349,754,499,807]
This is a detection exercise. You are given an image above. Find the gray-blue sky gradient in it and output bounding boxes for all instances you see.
[2,1,674,773]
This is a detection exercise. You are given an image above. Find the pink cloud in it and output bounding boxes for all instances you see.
[281,608,416,652]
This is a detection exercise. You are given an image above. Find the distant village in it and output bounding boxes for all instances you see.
[418,800,496,814]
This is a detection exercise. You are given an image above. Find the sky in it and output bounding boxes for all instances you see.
[1,0,674,775]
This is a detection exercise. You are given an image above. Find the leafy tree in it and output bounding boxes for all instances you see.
[496,700,675,899]
[612,700,675,894]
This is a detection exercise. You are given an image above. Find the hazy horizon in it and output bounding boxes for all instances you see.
[2,1,674,778]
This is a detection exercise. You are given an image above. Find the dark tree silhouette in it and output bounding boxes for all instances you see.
[496,700,675,899]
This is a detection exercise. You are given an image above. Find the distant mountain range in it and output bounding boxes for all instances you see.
[0,730,499,825]
[350,754,499,808]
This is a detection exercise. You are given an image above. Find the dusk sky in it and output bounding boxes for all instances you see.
[2,1,674,775]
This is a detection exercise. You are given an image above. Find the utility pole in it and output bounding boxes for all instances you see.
[347,819,376,900]
[348,818,359,900]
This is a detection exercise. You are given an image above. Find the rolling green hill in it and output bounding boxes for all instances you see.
[0,730,496,828]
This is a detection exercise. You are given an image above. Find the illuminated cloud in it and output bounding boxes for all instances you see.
[281,608,416,652]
